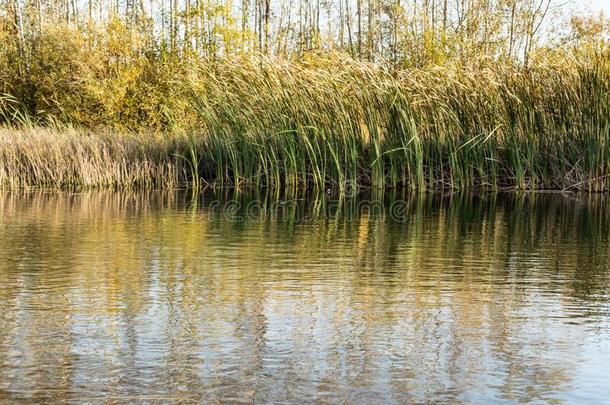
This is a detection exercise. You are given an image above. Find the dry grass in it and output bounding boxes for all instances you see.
[0,128,184,189]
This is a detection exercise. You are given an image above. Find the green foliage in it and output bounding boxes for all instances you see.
[0,22,193,130]
[179,52,610,191]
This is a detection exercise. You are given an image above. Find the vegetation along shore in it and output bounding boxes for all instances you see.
[1,0,609,191]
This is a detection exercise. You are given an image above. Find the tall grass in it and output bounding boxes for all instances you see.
[1,52,609,191]
[186,52,610,191]
[0,128,190,188]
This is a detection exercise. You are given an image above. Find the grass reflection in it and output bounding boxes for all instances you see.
[0,190,609,402]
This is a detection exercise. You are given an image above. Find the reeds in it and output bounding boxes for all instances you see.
[0,128,187,188]
[1,52,609,191]
[186,52,610,191]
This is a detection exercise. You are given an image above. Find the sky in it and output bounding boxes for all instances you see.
[588,0,610,15]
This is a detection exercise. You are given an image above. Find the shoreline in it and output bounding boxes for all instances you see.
[1,127,610,192]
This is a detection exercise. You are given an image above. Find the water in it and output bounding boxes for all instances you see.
[1,190,609,403]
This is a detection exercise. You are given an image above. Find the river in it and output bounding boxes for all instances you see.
[1,190,609,403]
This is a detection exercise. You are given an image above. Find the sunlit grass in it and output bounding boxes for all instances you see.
[0,128,184,189]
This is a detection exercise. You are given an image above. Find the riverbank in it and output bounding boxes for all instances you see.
[2,54,609,191]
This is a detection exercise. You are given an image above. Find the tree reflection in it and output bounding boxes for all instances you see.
[0,190,609,402]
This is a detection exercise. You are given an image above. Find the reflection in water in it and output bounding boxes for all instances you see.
[0,190,609,403]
